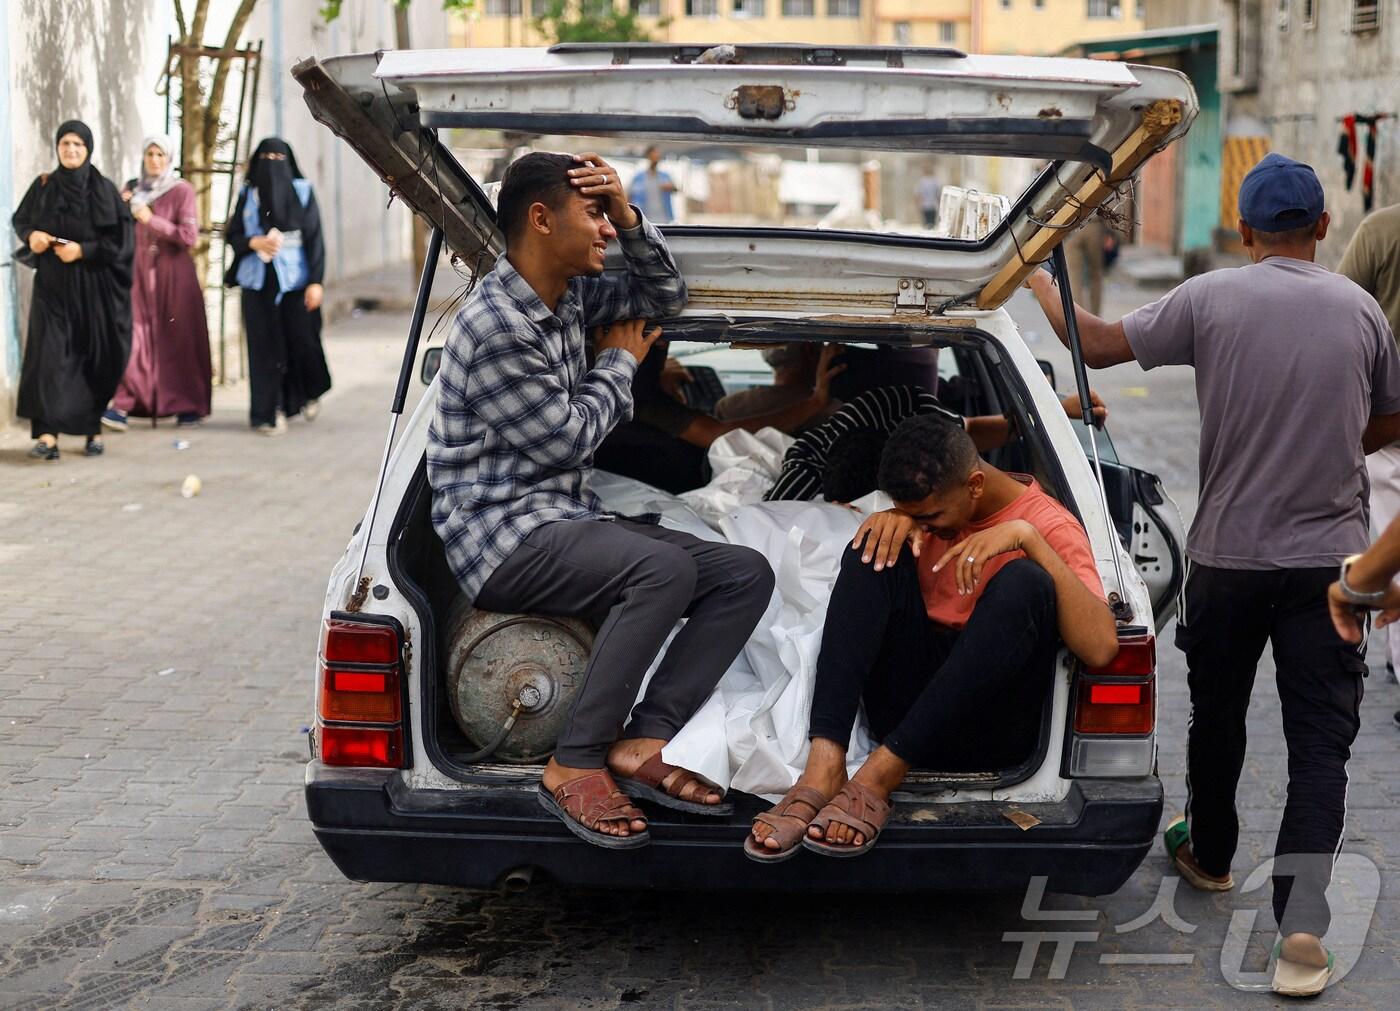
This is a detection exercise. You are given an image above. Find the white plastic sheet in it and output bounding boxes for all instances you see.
[678,427,794,527]
[595,468,891,802]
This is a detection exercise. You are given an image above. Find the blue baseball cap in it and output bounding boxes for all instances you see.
[1238,153,1324,232]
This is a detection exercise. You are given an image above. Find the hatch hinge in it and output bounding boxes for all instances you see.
[895,278,931,312]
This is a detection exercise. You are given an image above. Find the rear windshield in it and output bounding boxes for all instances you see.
[449,131,1051,244]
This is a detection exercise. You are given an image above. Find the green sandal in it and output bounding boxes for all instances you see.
[1162,814,1233,891]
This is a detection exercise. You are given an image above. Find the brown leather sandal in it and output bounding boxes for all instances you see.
[536,770,650,850]
[802,780,892,858]
[744,785,829,863]
[614,752,733,816]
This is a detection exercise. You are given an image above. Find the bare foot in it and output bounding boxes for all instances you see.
[753,738,848,852]
[540,757,646,837]
[809,745,908,849]
[607,737,723,806]
[1280,932,1329,969]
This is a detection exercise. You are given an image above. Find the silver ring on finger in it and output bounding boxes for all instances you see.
[966,555,975,563]
[602,175,608,186]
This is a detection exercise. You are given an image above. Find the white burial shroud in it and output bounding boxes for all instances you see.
[592,429,888,802]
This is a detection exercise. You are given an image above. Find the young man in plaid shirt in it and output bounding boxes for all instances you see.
[428,151,774,849]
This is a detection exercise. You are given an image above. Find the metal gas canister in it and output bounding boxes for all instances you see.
[441,599,593,764]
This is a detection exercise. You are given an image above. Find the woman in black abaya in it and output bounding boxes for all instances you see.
[13,120,134,459]
[225,138,330,435]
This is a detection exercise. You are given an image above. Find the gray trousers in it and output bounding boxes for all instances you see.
[475,519,776,767]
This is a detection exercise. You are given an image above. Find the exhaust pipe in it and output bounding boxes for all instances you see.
[501,866,534,894]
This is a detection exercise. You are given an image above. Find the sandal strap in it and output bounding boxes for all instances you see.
[553,771,644,830]
[634,752,721,802]
[751,785,828,847]
[814,781,891,839]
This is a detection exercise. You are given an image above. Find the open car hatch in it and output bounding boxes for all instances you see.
[293,44,1197,312]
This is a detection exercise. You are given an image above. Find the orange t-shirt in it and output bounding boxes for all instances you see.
[916,476,1107,630]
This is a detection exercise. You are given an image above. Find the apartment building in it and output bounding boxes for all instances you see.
[451,0,1144,57]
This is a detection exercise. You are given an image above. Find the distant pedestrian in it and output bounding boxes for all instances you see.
[12,120,133,460]
[103,134,211,432]
[1028,153,1400,997]
[225,138,330,435]
[627,145,677,224]
[916,168,942,229]
[1338,201,1400,690]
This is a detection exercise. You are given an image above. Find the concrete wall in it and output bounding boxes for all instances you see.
[1243,0,1400,269]
[1,0,457,426]
[2,0,171,426]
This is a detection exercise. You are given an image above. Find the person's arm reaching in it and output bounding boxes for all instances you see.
[1026,269,1136,368]
[675,344,845,448]
[933,519,1119,667]
[965,392,1108,451]
[1329,512,1400,642]
[456,315,659,471]
[1363,413,1400,454]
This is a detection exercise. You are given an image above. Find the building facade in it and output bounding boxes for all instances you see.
[1215,0,1400,268]
[453,0,1144,57]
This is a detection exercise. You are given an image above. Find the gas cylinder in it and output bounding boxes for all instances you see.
[441,599,593,764]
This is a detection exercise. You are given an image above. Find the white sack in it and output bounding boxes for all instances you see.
[679,427,794,528]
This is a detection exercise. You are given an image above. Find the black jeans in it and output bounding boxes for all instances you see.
[809,549,1059,770]
[1175,563,1366,938]
[476,519,775,767]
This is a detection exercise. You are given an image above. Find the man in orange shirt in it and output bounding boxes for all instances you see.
[746,413,1119,861]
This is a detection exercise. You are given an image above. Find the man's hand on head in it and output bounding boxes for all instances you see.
[570,153,639,230]
[593,318,663,366]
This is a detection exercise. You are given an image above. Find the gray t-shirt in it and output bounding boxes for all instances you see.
[1123,256,1400,570]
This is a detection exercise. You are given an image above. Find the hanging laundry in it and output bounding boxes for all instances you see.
[1356,114,1385,213]
[1338,114,1358,190]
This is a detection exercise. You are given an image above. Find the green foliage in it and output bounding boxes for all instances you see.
[532,1,663,44]
[320,0,478,23]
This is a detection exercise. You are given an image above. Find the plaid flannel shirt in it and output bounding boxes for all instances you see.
[427,213,688,601]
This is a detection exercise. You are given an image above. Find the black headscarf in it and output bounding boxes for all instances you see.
[49,120,120,228]
[247,137,305,231]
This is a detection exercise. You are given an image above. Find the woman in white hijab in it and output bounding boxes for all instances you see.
[104,134,211,430]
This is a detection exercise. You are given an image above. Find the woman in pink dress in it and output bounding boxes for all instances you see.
[104,134,211,430]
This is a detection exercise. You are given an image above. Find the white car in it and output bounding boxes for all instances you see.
[296,43,1194,894]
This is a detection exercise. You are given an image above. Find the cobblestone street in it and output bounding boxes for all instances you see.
[2,274,1399,1009]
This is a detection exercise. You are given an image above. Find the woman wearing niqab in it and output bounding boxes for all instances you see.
[103,133,212,430]
[12,120,134,458]
[225,137,330,434]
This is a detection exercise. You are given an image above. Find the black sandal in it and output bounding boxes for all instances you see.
[28,441,59,460]
[84,438,104,457]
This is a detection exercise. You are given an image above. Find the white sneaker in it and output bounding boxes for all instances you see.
[303,399,320,422]
[255,414,287,437]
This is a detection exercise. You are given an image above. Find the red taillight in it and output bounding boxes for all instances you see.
[315,617,406,769]
[321,618,399,665]
[1073,633,1156,736]
[320,667,401,723]
[1075,679,1154,734]
[320,726,403,768]
[1084,635,1156,677]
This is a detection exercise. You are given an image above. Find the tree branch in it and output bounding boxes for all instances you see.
[203,0,261,157]
[173,0,189,40]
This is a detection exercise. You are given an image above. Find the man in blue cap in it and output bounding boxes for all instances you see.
[1027,153,1400,996]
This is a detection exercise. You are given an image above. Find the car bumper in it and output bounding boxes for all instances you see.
[306,763,1163,895]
